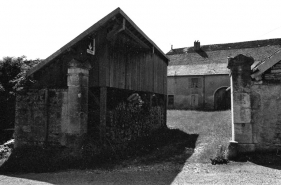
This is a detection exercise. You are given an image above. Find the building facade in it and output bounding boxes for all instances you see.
[167,39,281,110]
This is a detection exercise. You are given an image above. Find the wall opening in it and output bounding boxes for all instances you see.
[214,87,230,110]
[167,95,174,108]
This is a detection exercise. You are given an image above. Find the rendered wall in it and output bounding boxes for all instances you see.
[167,75,229,110]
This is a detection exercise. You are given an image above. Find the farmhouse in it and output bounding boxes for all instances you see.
[14,8,168,153]
[167,39,281,110]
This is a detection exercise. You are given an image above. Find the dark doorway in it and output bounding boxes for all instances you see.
[214,87,231,110]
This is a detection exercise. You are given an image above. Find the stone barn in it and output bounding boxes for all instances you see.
[15,8,168,153]
[167,39,281,110]
[228,49,281,153]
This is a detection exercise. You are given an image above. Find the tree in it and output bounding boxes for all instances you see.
[0,56,42,130]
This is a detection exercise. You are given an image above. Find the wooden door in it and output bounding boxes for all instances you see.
[190,94,198,109]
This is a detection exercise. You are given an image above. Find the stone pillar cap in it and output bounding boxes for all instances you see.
[68,58,91,69]
[227,54,254,69]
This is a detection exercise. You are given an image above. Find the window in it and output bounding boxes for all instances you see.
[191,78,199,88]
[190,78,202,88]
[168,95,174,106]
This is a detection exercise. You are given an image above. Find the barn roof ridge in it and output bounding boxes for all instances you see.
[27,7,168,76]
[167,38,281,55]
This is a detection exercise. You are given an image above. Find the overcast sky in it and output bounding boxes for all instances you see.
[1,0,281,60]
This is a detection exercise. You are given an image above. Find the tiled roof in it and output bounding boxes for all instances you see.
[167,38,281,76]
[168,64,229,76]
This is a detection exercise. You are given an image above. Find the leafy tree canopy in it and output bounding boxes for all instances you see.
[0,56,42,97]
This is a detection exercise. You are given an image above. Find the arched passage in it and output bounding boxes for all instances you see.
[214,87,231,110]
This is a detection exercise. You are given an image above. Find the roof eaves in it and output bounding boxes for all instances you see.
[27,8,121,77]
[251,49,281,78]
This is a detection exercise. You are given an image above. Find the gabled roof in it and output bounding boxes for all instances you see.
[27,8,168,76]
[167,38,281,76]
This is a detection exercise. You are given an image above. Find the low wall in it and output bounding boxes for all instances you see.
[105,88,166,147]
[15,89,67,147]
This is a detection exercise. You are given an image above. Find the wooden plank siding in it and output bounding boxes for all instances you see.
[87,28,168,95]
[101,47,166,94]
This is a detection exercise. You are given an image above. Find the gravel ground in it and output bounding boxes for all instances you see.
[1,161,281,185]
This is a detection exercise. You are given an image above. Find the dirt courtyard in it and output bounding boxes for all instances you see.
[1,110,281,184]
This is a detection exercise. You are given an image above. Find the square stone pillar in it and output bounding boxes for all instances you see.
[61,59,91,150]
[227,54,255,153]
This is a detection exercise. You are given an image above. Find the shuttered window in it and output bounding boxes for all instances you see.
[190,78,202,88]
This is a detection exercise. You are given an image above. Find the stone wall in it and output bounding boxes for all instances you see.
[104,88,165,146]
[15,89,67,147]
[228,54,281,153]
[106,102,165,145]
[251,85,281,151]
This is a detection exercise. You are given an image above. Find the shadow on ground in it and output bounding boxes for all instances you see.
[235,152,281,170]
[0,128,198,185]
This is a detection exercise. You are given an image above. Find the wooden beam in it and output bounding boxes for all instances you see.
[123,28,150,49]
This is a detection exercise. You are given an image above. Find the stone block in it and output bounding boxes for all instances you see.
[250,91,261,110]
[234,93,250,108]
[234,123,253,143]
[237,143,255,153]
[234,107,251,123]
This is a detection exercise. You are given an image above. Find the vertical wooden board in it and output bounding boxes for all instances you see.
[148,54,153,92]
[159,59,163,94]
[110,52,115,88]
[158,58,162,94]
[153,55,158,93]
[129,53,135,90]
[113,52,119,88]
[135,53,140,91]
[163,61,168,95]
[105,50,110,87]
[125,53,129,90]
[143,54,149,92]
[120,52,126,89]
[137,53,141,91]
[125,52,132,89]
[155,57,159,93]
[138,53,142,91]
[132,52,138,90]
[109,51,114,88]
[141,53,147,91]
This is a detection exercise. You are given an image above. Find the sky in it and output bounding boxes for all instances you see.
[1,0,281,60]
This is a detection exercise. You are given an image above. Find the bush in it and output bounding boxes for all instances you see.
[210,145,229,165]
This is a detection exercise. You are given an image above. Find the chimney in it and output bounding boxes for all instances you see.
[194,40,200,51]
